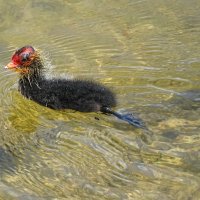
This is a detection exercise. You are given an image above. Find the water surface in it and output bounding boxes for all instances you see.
[0,0,200,199]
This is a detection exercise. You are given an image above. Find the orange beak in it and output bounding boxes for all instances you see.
[4,62,29,74]
[4,61,19,69]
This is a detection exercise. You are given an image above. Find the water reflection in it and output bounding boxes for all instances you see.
[0,147,16,174]
[169,89,200,110]
[0,0,200,199]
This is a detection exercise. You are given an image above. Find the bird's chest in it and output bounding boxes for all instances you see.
[18,80,42,99]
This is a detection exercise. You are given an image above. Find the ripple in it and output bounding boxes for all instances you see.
[0,0,200,199]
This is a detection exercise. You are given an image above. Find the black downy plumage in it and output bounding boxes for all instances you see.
[5,45,144,128]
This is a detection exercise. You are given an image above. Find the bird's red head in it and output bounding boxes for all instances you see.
[5,46,37,74]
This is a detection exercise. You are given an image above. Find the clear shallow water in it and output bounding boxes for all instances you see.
[0,0,200,199]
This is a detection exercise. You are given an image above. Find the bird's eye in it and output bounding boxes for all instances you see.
[21,53,30,62]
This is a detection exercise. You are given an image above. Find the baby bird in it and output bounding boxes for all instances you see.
[5,45,143,128]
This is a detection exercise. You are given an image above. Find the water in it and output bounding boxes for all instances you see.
[0,0,200,199]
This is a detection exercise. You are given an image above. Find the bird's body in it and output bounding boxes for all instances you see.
[5,45,144,128]
[19,75,116,111]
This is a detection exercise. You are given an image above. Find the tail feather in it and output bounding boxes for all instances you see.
[101,107,145,128]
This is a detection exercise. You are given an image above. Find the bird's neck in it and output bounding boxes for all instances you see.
[19,58,44,87]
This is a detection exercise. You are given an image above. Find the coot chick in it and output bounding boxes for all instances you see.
[5,45,143,128]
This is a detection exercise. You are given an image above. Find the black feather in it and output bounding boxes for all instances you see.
[9,46,144,128]
[19,76,116,112]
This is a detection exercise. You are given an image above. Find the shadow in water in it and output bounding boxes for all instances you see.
[168,89,200,110]
[0,147,17,174]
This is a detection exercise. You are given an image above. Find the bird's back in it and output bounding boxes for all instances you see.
[19,77,116,111]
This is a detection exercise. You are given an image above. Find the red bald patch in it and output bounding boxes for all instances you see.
[12,53,21,64]
[11,46,35,65]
